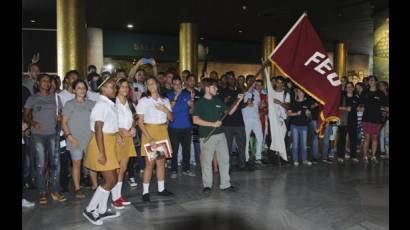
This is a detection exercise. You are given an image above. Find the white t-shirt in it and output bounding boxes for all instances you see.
[90,95,119,133]
[58,90,75,107]
[272,90,290,120]
[242,90,261,120]
[136,97,172,124]
[116,97,134,130]
[87,91,100,102]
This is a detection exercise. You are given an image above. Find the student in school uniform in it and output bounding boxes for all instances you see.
[110,78,138,209]
[136,76,175,202]
[82,75,121,225]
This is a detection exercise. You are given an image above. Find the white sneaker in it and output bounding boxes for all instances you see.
[22,198,35,208]
[128,178,138,187]
[182,170,196,177]
[337,158,344,163]
[352,158,359,163]
[302,161,312,166]
[170,171,178,179]
[294,162,299,166]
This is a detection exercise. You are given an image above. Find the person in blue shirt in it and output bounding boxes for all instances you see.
[167,76,195,178]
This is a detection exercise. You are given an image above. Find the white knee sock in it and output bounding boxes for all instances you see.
[97,187,110,214]
[86,186,104,212]
[143,183,149,195]
[158,180,164,192]
[111,182,122,201]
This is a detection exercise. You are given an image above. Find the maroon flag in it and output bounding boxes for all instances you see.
[269,12,341,136]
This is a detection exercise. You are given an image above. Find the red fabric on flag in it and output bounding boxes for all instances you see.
[269,13,341,137]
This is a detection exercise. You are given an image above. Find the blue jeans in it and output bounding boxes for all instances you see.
[308,120,319,160]
[321,125,333,160]
[291,125,308,162]
[22,136,32,184]
[31,133,60,193]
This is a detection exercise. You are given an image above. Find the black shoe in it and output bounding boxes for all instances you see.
[158,189,174,196]
[312,159,319,164]
[82,209,103,226]
[221,186,237,192]
[203,187,211,194]
[142,193,150,202]
[61,187,69,194]
[99,208,120,221]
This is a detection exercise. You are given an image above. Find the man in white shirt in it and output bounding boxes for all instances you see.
[269,76,291,159]
[242,76,264,165]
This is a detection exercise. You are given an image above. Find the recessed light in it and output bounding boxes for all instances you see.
[30,19,36,23]
[127,24,133,29]
[242,5,247,10]
[238,30,243,33]
[200,37,204,40]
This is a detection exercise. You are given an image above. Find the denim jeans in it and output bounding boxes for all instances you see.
[308,120,319,160]
[291,125,308,162]
[22,136,32,185]
[31,133,60,193]
[321,125,333,160]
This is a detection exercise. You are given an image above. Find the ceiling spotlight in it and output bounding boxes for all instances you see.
[242,5,247,10]
[127,24,134,29]
[200,37,204,40]
[30,19,36,23]
[238,30,243,33]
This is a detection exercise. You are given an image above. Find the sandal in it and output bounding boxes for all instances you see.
[75,189,86,199]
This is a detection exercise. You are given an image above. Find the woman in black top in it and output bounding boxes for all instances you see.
[288,88,312,166]
[337,82,359,163]
[360,76,388,163]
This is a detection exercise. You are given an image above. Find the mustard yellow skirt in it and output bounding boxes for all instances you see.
[84,133,120,172]
[117,136,137,160]
[140,123,172,157]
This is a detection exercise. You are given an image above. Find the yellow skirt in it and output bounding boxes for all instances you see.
[117,136,137,160]
[84,133,120,172]
[140,123,172,157]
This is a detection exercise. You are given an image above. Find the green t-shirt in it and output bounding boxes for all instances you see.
[192,96,228,138]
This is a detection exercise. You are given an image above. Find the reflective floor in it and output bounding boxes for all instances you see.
[22,160,389,230]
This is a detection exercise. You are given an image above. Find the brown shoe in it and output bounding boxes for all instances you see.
[39,192,47,205]
[51,192,67,202]
[75,189,86,199]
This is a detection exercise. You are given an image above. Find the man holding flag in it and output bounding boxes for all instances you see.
[264,12,341,161]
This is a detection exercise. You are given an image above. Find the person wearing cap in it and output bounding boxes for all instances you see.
[82,75,121,225]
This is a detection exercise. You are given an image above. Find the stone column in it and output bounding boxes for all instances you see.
[57,0,87,79]
[179,22,198,79]
[87,27,104,74]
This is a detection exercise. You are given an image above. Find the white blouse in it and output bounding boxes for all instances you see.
[136,97,172,124]
[116,97,134,130]
[90,95,119,133]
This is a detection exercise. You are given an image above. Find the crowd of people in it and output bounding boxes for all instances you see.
[21,56,389,225]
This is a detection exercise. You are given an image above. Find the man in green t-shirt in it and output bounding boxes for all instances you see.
[192,78,244,193]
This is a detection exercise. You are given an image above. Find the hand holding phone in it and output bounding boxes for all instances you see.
[142,58,152,65]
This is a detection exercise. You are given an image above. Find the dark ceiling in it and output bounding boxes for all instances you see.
[22,0,388,55]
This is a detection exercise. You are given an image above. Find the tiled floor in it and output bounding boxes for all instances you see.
[22,160,389,230]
